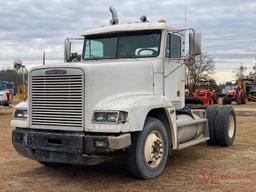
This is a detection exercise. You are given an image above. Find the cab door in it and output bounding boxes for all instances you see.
[164,33,185,108]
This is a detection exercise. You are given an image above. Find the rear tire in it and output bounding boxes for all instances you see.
[222,97,227,105]
[206,105,219,145]
[127,117,169,179]
[241,93,246,104]
[214,106,236,146]
[236,97,241,105]
[209,96,214,105]
[213,94,219,104]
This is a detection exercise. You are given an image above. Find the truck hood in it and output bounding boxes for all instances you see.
[29,60,154,131]
[83,60,154,129]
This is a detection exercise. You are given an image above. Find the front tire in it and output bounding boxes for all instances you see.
[39,161,64,167]
[127,117,169,179]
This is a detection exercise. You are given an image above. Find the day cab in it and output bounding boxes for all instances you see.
[12,8,236,179]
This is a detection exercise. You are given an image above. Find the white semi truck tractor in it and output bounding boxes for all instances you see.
[12,7,236,179]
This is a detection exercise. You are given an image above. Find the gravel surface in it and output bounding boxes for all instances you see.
[0,102,255,192]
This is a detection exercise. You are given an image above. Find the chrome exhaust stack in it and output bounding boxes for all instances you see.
[109,6,119,25]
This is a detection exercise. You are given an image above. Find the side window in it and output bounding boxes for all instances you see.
[165,34,181,59]
[85,40,103,58]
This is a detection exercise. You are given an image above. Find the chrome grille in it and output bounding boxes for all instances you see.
[31,74,83,128]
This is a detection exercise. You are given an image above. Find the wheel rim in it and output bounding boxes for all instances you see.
[144,131,164,168]
[228,115,235,138]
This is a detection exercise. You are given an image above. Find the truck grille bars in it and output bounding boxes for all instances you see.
[30,69,84,129]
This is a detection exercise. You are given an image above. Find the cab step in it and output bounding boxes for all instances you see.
[178,136,209,150]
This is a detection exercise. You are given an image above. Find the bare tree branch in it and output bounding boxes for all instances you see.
[186,53,215,88]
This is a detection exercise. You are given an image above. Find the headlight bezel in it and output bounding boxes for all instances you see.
[93,110,128,124]
[13,109,28,119]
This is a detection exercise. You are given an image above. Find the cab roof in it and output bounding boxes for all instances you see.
[82,22,180,36]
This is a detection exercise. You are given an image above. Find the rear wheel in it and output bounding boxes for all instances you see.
[236,97,241,105]
[127,117,169,179]
[241,92,246,104]
[209,96,214,105]
[206,105,219,145]
[212,93,219,104]
[214,106,236,146]
[222,97,227,105]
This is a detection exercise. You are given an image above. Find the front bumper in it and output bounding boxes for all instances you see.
[12,128,131,165]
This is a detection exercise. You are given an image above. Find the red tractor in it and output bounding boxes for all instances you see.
[222,82,246,105]
[194,81,219,106]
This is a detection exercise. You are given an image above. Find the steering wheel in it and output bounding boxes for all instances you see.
[138,48,158,56]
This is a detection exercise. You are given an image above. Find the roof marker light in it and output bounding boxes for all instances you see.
[158,19,167,23]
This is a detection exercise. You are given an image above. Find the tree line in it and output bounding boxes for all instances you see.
[186,53,256,88]
[0,69,24,92]
[186,53,216,90]
[233,64,256,80]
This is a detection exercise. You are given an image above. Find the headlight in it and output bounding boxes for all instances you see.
[94,112,107,122]
[93,111,128,124]
[107,112,118,122]
[13,109,28,119]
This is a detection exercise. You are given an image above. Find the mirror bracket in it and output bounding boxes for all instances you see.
[184,54,195,66]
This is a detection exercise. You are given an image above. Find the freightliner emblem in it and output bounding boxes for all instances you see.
[45,69,67,75]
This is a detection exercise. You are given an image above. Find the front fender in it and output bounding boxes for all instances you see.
[91,94,174,133]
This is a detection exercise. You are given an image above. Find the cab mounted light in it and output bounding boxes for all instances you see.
[93,111,128,124]
[158,19,167,23]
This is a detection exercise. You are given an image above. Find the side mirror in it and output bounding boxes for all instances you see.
[13,58,23,71]
[189,32,201,56]
[64,38,71,62]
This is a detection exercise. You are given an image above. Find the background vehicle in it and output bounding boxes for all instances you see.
[222,81,246,105]
[241,79,256,102]
[11,7,236,179]
[194,80,219,105]
[0,80,14,106]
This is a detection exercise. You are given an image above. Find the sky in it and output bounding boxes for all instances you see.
[0,0,256,83]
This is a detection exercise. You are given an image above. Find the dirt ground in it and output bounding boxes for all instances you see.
[0,100,255,192]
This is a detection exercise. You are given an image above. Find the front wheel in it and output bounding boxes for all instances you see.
[127,117,169,179]
[38,161,64,168]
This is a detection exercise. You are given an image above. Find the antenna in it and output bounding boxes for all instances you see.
[184,0,188,28]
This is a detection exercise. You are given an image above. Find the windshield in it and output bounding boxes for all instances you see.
[83,30,161,60]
